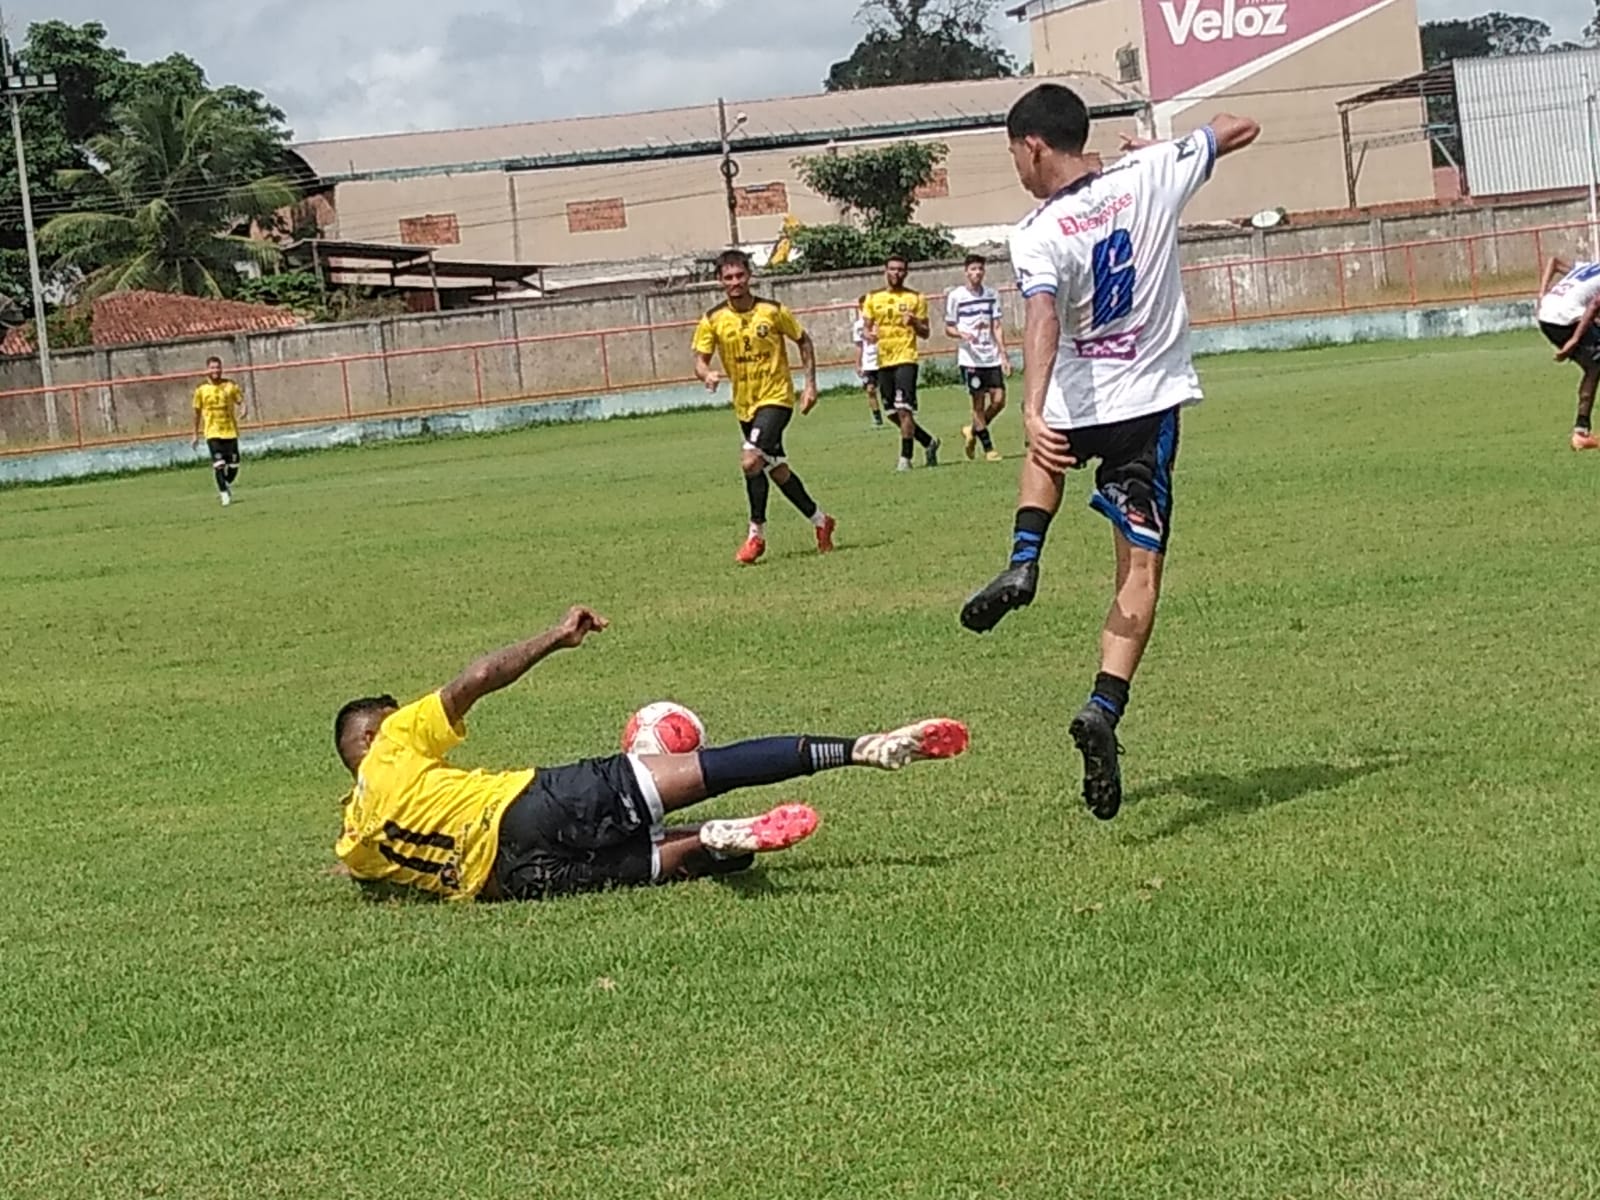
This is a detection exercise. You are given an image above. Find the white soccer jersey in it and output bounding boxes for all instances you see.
[1538,262,1600,326]
[944,284,1004,369]
[1008,125,1217,431]
[851,313,879,372]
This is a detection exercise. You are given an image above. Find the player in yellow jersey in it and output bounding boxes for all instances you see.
[331,604,971,902]
[861,254,940,471]
[191,356,247,506]
[693,249,836,565]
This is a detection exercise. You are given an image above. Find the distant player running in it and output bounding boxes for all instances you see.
[946,252,1011,462]
[693,249,836,564]
[191,356,246,506]
[862,255,940,470]
[332,605,969,902]
[852,296,887,428]
[1536,255,1600,451]
[960,84,1259,820]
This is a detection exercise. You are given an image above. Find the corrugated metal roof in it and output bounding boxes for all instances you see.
[293,74,1146,182]
[1457,48,1600,197]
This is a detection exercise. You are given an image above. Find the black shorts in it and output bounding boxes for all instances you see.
[882,363,919,412]
[1540,320,1600,370]
[490,755,661,901]
[964,366,1005,394]
[739,404,792,463]
[206,437,239,466]
[1066,406,1182,555]
[860,369,880,391]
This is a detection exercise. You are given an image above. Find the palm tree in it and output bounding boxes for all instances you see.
[40,91,299,299]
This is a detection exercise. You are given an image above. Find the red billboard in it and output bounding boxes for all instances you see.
[1142,0,1394,103]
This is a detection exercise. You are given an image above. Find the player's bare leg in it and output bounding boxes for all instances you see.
[960,453,1063,632]
[1572,366,1599,451]
[1068,530,1164,822]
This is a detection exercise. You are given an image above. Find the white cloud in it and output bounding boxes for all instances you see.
[5,0,1590,144]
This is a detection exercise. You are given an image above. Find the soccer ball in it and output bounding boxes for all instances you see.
[621,701,706,756]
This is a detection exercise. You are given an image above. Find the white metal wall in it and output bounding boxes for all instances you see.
[1457,48,1600,196]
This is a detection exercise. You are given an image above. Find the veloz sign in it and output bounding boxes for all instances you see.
[1141,0,1395,103]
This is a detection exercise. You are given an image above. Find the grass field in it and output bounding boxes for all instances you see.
[5,331,1600,1200]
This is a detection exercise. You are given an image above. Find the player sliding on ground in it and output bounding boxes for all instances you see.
[960,84,1259,821]
[694,249,836,565]
[332,605,968,902]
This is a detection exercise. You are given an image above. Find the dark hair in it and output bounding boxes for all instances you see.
[206,356,223,367]
[716,249,753,275]
[334,695,398,754]
[965,253,987,268]
[1006,84,1091,155]
[885,253,908,267]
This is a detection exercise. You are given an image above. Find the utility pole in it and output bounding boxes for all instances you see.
[0,8,59,441]
[717,98,747,249]
[1584,71,1599,262]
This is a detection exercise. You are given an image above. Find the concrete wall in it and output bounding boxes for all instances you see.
[2,196,1590,454]
[0,297,1536,487]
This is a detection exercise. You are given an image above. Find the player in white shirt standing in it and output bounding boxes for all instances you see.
[959,83,1259,821]
[1536,255,1600,451]
[945,253,1011,462]
[851,296,887,429]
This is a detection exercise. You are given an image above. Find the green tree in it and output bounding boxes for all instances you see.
[40,92,298,299]
[1419,11,1553,65]
[784,143,958,271]
[827,0,1014,91]
[0,20,294,305]
[794,141,949,229]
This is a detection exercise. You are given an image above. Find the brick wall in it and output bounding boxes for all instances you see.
[567,198,628,233]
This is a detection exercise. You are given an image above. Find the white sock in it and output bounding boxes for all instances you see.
[809,510,828,529]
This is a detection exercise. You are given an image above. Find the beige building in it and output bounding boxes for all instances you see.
[1007,0,1436,217]
[291,76,1146,276]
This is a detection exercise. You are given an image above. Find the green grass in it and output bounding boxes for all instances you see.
[4,332,1600,1199]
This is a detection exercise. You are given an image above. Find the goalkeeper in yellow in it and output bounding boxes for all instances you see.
[693,249,836,565]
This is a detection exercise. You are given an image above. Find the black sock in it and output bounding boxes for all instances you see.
[224,465,239,485]
[775,472,818,520]
[1009,506,1053,567]
[1089,672,1130,726]
[900,437,914,460]
[214,466,230,494]
[913,425,933,447]
[1578,404,1593,432]
[745,472,770,523]
[697,736,856,797]
[976,427,994,451]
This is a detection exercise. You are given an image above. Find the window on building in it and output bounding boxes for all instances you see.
[567,198,627,233]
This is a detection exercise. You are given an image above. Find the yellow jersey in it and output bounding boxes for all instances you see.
[335,692,533,901]
[193,380,244,440]
[860,290,928,368]
[692,298,805,422]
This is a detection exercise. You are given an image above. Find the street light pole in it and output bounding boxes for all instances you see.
[1584,71,1600,262]
[0,10,59,441]
[717,98,746,249]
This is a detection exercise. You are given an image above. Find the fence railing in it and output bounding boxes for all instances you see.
[2,218,1593,458]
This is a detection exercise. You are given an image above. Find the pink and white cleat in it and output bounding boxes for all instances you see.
[1571,428,1599,452]
[699,803,820,855]
[852,719,970,770]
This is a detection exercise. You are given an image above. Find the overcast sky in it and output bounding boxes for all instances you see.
[10,0,1590,143]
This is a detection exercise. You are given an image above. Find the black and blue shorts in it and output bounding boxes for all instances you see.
[1541,320,1600,370]
[490,755,664,901]
[964,366,1005,394]
[1068,406,1181,556]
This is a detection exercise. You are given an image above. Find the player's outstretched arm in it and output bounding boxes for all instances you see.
[438,605,608,725]
[1208,114,1261,159]
[1541,257,1571,296]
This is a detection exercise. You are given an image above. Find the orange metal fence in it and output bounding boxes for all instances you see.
[2,218,1592,459]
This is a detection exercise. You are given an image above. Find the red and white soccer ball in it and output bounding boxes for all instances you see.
[621,701,706,756]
